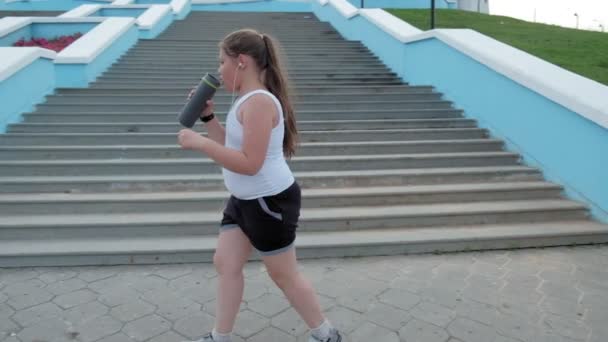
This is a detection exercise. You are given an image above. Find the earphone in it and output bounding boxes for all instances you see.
[231,63,243,106]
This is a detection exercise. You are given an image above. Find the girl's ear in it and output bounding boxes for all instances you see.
[237,55,245,69]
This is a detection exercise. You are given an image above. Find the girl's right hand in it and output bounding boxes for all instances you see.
[187,88,214,118]
[201,100,214,117]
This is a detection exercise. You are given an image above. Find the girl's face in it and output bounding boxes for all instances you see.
[218,49,239,92]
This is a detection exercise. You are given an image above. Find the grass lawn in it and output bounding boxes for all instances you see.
[386,9,608,86]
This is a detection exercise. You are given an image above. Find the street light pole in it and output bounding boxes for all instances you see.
[574,13,579,29]
[431,0,436,29]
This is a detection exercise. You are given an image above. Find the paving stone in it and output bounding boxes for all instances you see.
[147,331,187,342]
[447,317,496,342]
[150,265,194,280]
[16,317,71,342]
[12,302,63,327]
[154,297,201,322]
[53,289,98,309]
[324,305,365,334]
[0,269,39,285]
[494,312,541,342]
[0,319,19,340]
[6,286,53,311]
[233,309,270,339]
[95,332,137,342]
[46,278,88,296]
[122,314,172,341]
[410,301,456,328]
[174,312,215,339]
[365,302,412,331]
[110,300,156,322]
[249,327,295,342]
[247,293,290,318]
[72,314,123,342]
[98,286,143,307]
[78,267,121,283]
[453,299,498,326]
[38,269,77,284]
[124,275,169,294]
[378,288,421,311]
[271,307,309,337]
[398,318,449,342]
[63,300,110,326]
[349,321,399,342]
[541,312,590,341]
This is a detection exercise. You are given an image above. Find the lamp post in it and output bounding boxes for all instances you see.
[574,13,579,29]
[431,0,436,29]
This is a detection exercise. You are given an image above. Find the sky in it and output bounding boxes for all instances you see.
[489,0,608,32]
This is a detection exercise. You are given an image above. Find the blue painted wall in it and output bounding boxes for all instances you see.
[96,8,148,17]
[55,23,139,87]
[31,23,96,38]
[192,1,311,12]
[0,0,109,11]
[140,8,174,38]
[0,23,96,46]
[401,38,608,222]
[0,57,55,133]
[0,25,31,46]
[346,0,455,9]
[311,3,608,222]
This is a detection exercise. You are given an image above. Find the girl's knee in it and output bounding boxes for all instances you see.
[268,268,299,289]
[214,252,246,276]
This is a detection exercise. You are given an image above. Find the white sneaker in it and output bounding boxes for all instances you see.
[184,333,215,342]
[308,328,342,342]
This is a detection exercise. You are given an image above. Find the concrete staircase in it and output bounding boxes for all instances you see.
[1,12,606,266]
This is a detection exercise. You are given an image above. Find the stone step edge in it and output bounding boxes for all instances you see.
[1,222,606,266]
[0,181,560,203]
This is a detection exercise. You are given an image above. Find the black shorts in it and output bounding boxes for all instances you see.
[220,181,301,256]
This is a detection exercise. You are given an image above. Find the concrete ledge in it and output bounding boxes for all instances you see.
[136,5,172,29]
[0,46,55,82]
[192,0,264,4]
[328,0,357,19]
[355,9,608,131]
[55,17,135,64]
[59,4,101,17]
[359,8,422,41]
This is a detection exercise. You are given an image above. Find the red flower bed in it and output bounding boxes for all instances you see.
[13,33,83,52]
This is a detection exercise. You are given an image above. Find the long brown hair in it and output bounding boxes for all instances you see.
[220,29,298,158]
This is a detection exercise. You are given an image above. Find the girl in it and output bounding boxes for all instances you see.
[177,29,342,342]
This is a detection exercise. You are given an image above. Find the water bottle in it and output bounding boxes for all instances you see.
[178,73,221,128]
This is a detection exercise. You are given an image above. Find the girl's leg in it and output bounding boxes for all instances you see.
[213,227,253,333]
[261,247,324,328]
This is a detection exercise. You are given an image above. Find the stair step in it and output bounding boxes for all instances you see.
[44,93,439,104]
[8,119,476,133]
[22,109,463,122]
[0,166,543,193]
[0,152,521,176]
[0,140,504,159]
[0,200,590,240]
[34,100,453,112]
[0,182,563,215]
[0,128,489,145]
[3,221,605,267]
[55,86,433,96]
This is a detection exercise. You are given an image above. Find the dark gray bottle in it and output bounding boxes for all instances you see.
[178,73,221,128]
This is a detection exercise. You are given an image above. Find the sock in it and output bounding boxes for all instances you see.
[211,328,232,342]
[311,319,333,340]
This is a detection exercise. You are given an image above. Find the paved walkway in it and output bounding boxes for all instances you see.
[2,245,608,342]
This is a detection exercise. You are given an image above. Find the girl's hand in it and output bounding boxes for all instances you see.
[178,129,205,150]
[201,100,214,118]
[187,88,215,118]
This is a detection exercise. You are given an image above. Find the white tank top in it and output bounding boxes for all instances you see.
[222,89,295,200]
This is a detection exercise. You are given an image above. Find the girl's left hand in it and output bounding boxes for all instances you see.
[178,129,204,150]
